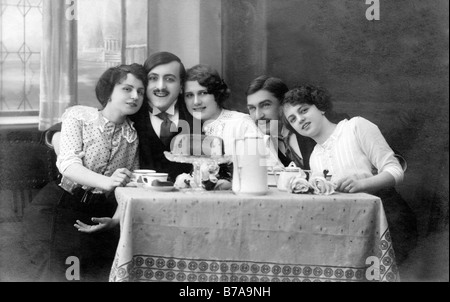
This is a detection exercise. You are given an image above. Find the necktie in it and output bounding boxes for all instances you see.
[278,138,286,155]
[277,138,291,167]
[157,111,174,147]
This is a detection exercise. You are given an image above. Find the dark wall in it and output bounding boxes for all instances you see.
[223,0,449,280]
[266,0,449,230]
[222,0,268,112]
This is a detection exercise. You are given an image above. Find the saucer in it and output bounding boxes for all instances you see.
[143,185,176,192]
[126,182,138,188]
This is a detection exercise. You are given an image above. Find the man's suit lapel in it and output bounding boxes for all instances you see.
[278,148,292,167]
[296,134,316,170]
[134,102,156,168]
[178,101,194,135]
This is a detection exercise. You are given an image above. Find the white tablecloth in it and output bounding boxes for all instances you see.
[110,188,398,282]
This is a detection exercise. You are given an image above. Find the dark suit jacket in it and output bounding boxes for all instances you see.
[129,101,194,182]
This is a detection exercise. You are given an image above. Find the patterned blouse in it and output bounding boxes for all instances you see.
[56,106,139,193]
[310,117,404,185]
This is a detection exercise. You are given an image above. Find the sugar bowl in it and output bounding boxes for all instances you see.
[276,162,307,191]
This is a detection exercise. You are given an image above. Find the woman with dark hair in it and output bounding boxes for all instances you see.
[184,65,274,153]
[281,84,418,269]
[181,64,281,189]
[22,64,147,282]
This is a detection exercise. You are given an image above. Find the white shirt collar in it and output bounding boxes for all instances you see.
[150,100,178,116]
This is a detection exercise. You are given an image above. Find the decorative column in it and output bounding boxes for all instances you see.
[101,0,122,66]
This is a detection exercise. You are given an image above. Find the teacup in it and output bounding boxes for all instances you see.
[276,171,299,191]
[267,171,281,187]
[131,170,156,183]
[140,173,169,187]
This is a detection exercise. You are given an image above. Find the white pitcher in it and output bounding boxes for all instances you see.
[232,136,268,196]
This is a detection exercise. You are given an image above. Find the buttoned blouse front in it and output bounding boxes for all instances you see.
[309,117,404,185]
[57,106,139,192]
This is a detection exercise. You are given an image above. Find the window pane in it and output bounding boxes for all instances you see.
[0,0,42,113]
[126,0,148,65]
[2,6,23,52]
[25,7,42,52]
[77,0,148,109]
[78,0,122,108]
[1,0,149,114]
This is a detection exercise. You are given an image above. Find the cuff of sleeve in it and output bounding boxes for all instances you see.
[44,130,56,150]
[386,168,404,186]
[394,154,407,172]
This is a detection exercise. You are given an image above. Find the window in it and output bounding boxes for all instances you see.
[0,0,42,117]
[0,0,148,121]
[77,0,148,108]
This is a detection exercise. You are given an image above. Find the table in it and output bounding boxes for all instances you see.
[109,188,399,282]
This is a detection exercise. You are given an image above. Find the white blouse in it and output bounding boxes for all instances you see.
[203,110,260,155]
[203,109,281,166]
[57,106,140,193]
[309,117,404,185]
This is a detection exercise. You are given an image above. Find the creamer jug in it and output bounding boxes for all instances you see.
[232,136,268,195]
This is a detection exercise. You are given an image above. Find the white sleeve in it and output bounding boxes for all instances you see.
[353,117,404,184]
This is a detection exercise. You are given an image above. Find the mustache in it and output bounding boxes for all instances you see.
[256,119,271,124]
[153,88,169,94]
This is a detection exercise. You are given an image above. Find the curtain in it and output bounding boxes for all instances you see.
[38,0,78,131]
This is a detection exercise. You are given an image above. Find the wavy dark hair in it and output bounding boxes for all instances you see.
[246,75,289,102]
[143,51,187,84]
[281,84,334,129]
[95,64,147,108]
[282,84,333,112]
[185,64,230,108]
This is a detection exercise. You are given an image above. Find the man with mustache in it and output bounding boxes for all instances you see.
[246,76,407,172]
[45,52,193,182]
[130,51,193,181]
[246,75,349,170]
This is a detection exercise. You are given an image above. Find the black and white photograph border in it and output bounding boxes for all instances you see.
[0,0,448,283]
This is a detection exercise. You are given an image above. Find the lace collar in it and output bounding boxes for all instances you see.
[202,109,226,134]
[96,112,138,143]
[64,106,137,143]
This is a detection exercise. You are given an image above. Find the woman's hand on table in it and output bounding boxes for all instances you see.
[337,172,396,194]
[104,168,132,192]
[336,176,366,193]
[74,217,119,233]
